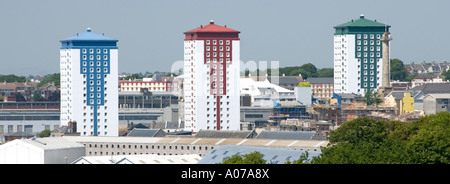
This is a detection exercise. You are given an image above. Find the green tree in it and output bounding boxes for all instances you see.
[297,81,311,87]
[38,73,60,87]
[122,73,144,80]
[31,92,44,102]
[221,151,267,164]
[363,89,382,106]
[285,151,310,164]
[406,112,450,164]
[311,112,450,164]
[441,70,450,81]
[317,68,334,77]
[0,74,26,83]
[38,129,52,138]
[390,59,408,81]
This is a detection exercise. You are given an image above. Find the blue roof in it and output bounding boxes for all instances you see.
[60,28,118,42]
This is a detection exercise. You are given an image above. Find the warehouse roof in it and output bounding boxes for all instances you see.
[198,145,321,164]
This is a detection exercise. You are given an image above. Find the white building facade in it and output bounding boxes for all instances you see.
[183,21,241,132]
[60,28,119,136]
[333,15,390,95]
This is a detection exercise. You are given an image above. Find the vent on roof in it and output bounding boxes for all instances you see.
[31,138,47,145]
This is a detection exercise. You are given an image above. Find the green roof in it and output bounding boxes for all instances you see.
[334,15,390,35]
[335,15,389,28]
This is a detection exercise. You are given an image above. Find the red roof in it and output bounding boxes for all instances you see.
[184,21,240,34]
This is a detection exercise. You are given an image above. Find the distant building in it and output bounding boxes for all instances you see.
[0,137,85,164]
[409,83,450,110]
[271,101,309,123]
[240,77,295,107]
[119,77,172,92]
[306,77,334,102]
[423,94,450,115]
[333,14,390,95]
[183,21,241,132]
[411,73,448,88]
[60,28,119,136]
[384,91,417,115]
[0,81,37,101]
[404,61,450,75]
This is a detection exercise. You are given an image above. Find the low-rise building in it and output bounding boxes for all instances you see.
[306,77,334,102]
[0,137,85,164]
[423,94,450,115]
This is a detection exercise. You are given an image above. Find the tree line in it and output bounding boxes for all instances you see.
[243,63,334,79]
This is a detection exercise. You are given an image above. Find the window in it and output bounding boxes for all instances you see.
[206,40,210,45]
[206,46,210,51]
[83,49,87,53]
[213,40,217,45]
[104,49,108,54]
[226,40,230,45]
[219,40,223,45]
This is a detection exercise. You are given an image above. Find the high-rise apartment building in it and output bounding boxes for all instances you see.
[183,21,241,133]
[333,15,390,95]
[60,28,119,136]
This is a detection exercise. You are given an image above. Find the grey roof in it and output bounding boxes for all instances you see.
[256,131,326,140]
[410,83,450,94]
[335,93,358,99]
[198,145,321,164]
[423,93,450,99]
[413,73,442,79]
[127,128,166,137]
[195,130,256,139]
[19,137,85,150]
[306,77,334,84]
[387,91,418,100]
[267,76,302,85]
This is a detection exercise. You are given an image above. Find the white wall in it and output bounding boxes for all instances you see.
[0,140,44,164]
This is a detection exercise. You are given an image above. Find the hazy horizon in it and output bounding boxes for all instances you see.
[1,0,449,76]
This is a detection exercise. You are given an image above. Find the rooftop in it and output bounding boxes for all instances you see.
[335,14,389,28]
[198,145,321,164]
[73,154,201,164]
[184,20,240,34]
[61,28,118,42]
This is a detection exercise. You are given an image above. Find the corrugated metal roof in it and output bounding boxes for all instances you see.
[198,145,321,164]
[72,154,201,164]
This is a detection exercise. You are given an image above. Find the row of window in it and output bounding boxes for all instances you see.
[206,46,230,51]
[82,55,108,60]
[356,40,381,45]
[82,67,109,73]
[206,52,231,58]
[83,61,108,67]
[206,40,231,45]
[82,49,108,54]
[357,34,382,40]
[356,52,381,58]
[87,143,214,151]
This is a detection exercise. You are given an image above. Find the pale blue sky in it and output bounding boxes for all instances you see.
[0,0,449,76]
